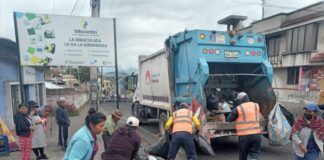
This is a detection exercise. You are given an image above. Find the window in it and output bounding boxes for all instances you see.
[266,35,281,56]
[287,67,299,85]
[286,23,318,54]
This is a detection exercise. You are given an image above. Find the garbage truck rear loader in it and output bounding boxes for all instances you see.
[126,29,276,139]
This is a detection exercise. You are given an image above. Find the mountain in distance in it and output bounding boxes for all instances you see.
[102,66,137,77]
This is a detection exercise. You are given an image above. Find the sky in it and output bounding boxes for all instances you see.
[0,0,321,70]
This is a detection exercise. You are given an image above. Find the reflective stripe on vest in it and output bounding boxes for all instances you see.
[172,108,193,133]
[236,102,261,136]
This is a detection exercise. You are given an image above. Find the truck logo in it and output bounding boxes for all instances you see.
[145,70,151,84]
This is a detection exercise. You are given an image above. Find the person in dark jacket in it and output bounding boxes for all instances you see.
[55,97,70,150]
[14,103,34,160]
[103,116,141,160]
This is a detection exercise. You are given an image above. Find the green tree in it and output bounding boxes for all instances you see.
[71,67,90,83]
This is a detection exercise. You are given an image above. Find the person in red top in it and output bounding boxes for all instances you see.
[14,103,35,160]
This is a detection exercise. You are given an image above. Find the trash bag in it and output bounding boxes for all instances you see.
[148,133,172,159]
[279,104,295,127]
[194,134,215,156]
[268,103,291,146]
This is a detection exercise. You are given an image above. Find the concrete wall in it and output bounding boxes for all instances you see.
[317,21,324,52]
[252,15,287,33]
[46,88,89,110]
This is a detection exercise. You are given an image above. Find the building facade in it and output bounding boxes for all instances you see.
[238,2,324,107]
[0,38,46,130]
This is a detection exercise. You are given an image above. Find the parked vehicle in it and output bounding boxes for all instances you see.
[126,29,276,139]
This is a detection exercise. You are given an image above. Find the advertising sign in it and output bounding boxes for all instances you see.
[14,12,115,66]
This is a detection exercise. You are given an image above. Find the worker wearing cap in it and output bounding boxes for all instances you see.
[103,116,141,160]
[102,109,123,150]
[227,92,262,160]
[165,102,200,160]
[292,103,323,160]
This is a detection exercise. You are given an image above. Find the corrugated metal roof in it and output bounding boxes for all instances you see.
[45,82,64,89]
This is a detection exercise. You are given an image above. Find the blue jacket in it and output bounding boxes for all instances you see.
[64,125,94,160]
[55,106,70,126]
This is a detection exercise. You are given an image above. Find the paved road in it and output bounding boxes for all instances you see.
[101,101,309,160]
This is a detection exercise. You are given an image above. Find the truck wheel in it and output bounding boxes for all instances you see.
[159,112,167,135]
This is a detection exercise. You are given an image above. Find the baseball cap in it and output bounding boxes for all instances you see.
[237,92,247,100]
[303,103,319,112]
[180,102,189,108]
[126,116,139,127]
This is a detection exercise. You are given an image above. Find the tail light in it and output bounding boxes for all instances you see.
[209,49,214,54]
[258,37,263,43]
[251,50,256,56]
[202,49,208,54]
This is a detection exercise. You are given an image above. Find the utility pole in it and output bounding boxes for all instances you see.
[261,0,266,19]
[90,0,100,110]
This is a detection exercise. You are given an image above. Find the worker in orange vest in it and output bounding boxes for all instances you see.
[227,92,262,160]
[165,102,200,160]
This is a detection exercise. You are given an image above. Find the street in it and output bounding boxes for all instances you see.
[101,102,298,160]
[4,101,323,160]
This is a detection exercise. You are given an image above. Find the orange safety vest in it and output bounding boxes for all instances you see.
[172,108,193,133]
[236,102,261,136]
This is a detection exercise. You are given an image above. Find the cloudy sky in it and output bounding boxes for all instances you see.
[0,0,320,70]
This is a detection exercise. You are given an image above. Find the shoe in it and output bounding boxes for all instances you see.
[40,154,49,159]
[36,156,41,160]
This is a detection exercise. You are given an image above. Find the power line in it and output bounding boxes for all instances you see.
[197,0,323,13]
[76,0,88,16]
[70,0,79,15]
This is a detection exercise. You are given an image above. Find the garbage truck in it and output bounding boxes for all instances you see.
[125,29,276,139]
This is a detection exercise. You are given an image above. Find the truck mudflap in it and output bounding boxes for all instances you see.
[206,119,268,138]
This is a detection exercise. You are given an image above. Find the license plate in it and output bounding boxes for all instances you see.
[225,50,239,58]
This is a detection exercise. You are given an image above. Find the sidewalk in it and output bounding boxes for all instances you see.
[4,106,89,160]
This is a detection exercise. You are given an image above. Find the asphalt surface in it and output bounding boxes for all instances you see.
[100,101,324,160]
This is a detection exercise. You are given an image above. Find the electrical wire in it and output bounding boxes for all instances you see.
[76,0,88,16]
[70,0,79,15]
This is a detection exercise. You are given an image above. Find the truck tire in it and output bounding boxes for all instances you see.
[159,112,167,135]
[131,102,139,117]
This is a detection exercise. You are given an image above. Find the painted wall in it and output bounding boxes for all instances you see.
[0,58,19,124]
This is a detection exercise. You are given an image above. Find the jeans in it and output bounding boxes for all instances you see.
[167,131,197,160]
[102,131,111,150]
[58,125,68,148]
[295,151,320,160]
[238,134,262,160]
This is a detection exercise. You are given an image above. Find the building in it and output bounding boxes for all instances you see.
[0,38,46,131]
[237,2,324,109]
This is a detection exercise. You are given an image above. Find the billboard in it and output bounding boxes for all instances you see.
[14,12,115,66]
